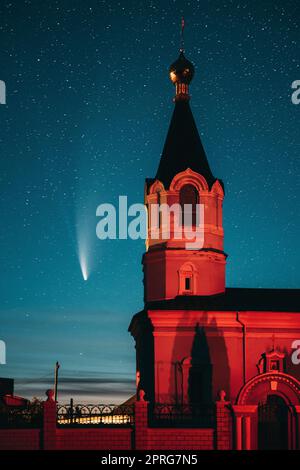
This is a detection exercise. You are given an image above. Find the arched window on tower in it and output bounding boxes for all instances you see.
[178,263,197,295]
[179,184,199,226]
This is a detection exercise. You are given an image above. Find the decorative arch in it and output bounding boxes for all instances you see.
[233,372,300,450]
[169,168,209,192]
[148,179,165,195]
[211,179,224,197]
[236,372,300,406]
[178,262,198,295]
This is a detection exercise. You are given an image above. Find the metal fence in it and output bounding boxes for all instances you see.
[149,403,215,428]
[57,404,135,426]
[0,401,215,429]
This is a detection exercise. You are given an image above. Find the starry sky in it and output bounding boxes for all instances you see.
[0,0,299,404]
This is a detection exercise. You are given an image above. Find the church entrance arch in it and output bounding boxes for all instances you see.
[233,372,300,450]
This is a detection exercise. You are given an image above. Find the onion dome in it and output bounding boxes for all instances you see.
[169,51,195,85]
[169,51,195,101]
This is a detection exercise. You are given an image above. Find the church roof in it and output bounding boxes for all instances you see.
[145,288,300,312]
[155,99,216,189]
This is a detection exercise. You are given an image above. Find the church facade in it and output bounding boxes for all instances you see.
[129,48,300,450]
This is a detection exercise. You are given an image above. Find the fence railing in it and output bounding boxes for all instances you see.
[0,406,42,428]
[57,404,135,426]
[0,401,215,429]
[149,403,215,428]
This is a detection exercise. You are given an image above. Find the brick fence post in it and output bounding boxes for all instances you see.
[134,389,149,450]
[43,389,57,450]
[215,390,232,450]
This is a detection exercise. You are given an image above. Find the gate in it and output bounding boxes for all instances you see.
[258,395,288,449]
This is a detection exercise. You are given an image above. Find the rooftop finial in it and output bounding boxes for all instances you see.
[180,17,185,53]
[169,20,194,101]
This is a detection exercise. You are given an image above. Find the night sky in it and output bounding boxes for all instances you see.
[0,0,299,403]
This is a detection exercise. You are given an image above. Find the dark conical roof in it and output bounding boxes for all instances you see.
[155,100,216,188]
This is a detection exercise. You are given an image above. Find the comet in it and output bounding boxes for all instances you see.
[76,190,98,282]
[76,208,93,282]
[78,246,88,281]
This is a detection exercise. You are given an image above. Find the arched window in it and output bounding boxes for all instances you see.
[178,263,196,295]
[179,184,199,226]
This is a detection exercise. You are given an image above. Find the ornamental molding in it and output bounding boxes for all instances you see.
[237,372,300,405]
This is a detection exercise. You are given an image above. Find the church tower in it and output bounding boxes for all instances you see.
[143,48,226,301]
[130,46,228,405]
[129,35,300,450]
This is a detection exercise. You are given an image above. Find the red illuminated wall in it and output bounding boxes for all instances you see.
[0,429,40,450]
[0,395,218,450]
[1,388,300,450]
[142,310,300,404]
[56,428,132,450]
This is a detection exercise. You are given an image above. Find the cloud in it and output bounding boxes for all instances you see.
[17,376,134,385]
[14,373,136,404]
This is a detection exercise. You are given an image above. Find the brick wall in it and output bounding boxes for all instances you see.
[145,428,214,450]
[0,429,40,450]
[0,392,231,450]
[135,399,214,450]
[56,428,132,450]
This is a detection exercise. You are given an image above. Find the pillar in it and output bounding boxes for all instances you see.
[134,389,149,450]
[235,415,242,450]
[232,405,257,450]
[43,389,57,450]
[215,390,232,450]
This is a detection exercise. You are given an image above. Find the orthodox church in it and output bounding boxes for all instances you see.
[129,46,300,450]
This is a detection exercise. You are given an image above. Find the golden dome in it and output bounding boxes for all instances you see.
[169,51,195,85]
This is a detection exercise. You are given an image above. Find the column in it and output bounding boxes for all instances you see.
[43,389,57,450]
[245,416,251,450]
[232,405,257,450]
[134,389,149,450]
[236,416,242,450]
